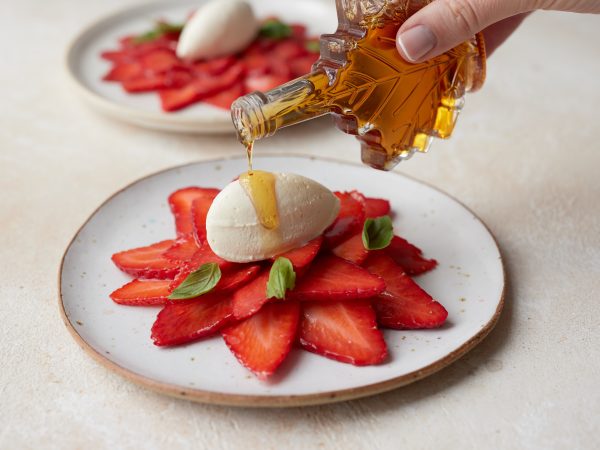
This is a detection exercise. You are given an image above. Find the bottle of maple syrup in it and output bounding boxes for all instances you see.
[232,0,486,170]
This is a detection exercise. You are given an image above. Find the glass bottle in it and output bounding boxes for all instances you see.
[231,0,486,170]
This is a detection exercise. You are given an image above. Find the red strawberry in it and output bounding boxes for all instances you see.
[272,40,307,61]
[242,53,270,76]
[159,62,244,111]
[273,236,323,271]
[218,265,261,292]
[168,187,220,237]
[151,294,233,346]
[188,244,233,271]
[162,237,200,263]
[289,55,317,77]
[332,233,369,265]
[289,255,385,301]
[231,269,270,320]
[140,49,180,73]
[324,192,366,247]
[193,55,236,76]
[244,74,289,93]
[290,24,307,39]
[222,301,300,379]
[122,71,192,93]
[384,235,437,275]
[190,190,220,245]
[110,279,171,306]
[299,300,387,365]
[364,197,391,218]
[103,62,143,82]
[363,253,447,329]
[111,240,180,279]
[203,82,244,110]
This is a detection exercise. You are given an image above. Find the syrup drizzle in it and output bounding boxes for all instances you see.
[239,143,280,230]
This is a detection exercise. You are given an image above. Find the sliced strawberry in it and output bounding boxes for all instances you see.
[103,62,143,82]
[188,244,233,270]
[193,55,236,76]
[162,237,200,263]
[159,62,245,112]
[109,279,171,306]
[190,190,220,245]
[218,265,261,292]
[111,240,180,279]
[299,300,387,365]
[244,74,289,93]
[140,49,180,73]
[168,187,220,237]
[203,82,244,109]
[101,50,132,63]
[290,24,307,39]
[122,71,192,93]
[289,255,385,301]
[272,40,307,61]
[332,233,369,265]
[231,269,270,320]
[289,54,317,77]
[151,294,232,346]
[363,253,447,329]
[324,192,366,248]
[364,197,391,218]
[241,53,270,76]
[384,235,438,275]
[273,236,323,271]
[222,301,300,379]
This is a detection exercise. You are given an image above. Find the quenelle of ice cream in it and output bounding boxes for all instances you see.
[206,173,340,262]
[176,0,259,61]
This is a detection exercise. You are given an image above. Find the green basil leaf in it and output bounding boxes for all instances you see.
[168,263,221,300]
[362,216,393,250]
[133,21,184,44]
[266,257,296,299]
[259,19,292,40]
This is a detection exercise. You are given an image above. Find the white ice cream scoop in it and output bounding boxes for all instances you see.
[176,0,259,61]
[206,173,340,263]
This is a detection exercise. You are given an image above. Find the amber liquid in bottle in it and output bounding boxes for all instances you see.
[231,0,486,170]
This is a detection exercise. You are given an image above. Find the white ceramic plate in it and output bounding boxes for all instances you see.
[65,0,336,133]
[59,155,504,407]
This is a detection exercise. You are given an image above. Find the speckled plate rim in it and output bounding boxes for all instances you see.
[58,154,506,408]
[63,0,333,134]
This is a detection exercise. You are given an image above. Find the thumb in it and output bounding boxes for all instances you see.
[396,0,530,62]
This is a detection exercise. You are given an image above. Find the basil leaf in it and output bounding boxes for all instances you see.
[362,216,393,250]
[168,263,221,300]
[133,21,184,44]
[259,19,292,40]
[266,257,296,299]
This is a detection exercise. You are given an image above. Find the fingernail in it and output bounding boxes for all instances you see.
[397,25,437,62]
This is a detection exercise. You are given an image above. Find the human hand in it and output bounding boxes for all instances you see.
[396,0,600,62]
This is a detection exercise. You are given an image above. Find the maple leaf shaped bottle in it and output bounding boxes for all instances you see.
[231,0,486,170]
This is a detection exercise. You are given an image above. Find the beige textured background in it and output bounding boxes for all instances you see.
[1,1,599,449]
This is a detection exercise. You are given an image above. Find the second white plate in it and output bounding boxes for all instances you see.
[65,0,337,133]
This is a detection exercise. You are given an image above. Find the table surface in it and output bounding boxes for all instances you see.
[1,1,599,449]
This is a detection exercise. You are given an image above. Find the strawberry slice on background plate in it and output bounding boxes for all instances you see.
[111,239,180,279]
[363,253,447,329]
[151,294,233,346]
[289,255,385,301]
[272,236,323,271]
[231,269,271,320]
[110,279,171,306]
[299,300,388,366]
[364,197,391,218]
[222,301,300,380]
[190,190,220,245]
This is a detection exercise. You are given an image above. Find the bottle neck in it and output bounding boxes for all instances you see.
[231,71,331,147]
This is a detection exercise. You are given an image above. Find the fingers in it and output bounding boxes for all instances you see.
[396,0,527,62]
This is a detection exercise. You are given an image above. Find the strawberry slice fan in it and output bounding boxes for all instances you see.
[101,19,320,112]
[109,187,447,380]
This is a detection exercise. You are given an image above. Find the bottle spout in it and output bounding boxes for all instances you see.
[230,72,331,146]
